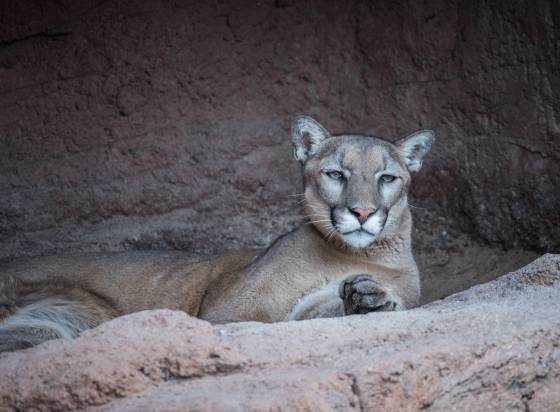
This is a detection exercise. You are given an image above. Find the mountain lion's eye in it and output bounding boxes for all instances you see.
[326,171,344,180]
[380,174,396,183]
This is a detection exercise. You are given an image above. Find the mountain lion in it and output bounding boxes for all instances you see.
[0,116,434,352]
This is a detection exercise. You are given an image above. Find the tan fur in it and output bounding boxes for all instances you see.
[0,117,434,351]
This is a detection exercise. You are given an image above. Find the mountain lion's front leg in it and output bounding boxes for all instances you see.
[288,274,404,320]
[339,274,405,315]
[287,281,344,321]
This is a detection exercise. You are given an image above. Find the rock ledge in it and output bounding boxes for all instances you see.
[1,255,559,411]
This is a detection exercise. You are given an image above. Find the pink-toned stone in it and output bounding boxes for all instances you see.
[1,255,559,411]
[0,313,245,411]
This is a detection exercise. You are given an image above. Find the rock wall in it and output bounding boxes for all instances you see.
[1,254,559,411]
[0,0,559,261]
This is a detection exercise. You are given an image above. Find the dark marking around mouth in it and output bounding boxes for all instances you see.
[330,206,336,227]
[341,229,376,236]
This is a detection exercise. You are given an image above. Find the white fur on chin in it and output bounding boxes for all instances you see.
[341,230,376,249]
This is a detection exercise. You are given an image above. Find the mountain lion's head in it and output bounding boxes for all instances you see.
[291,116,434,250]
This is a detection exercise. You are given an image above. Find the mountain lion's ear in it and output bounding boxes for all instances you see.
[396,130,435,172]
[291,116,331,163]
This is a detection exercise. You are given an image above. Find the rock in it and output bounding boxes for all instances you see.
[1,254,559,411]
[0,312,245,411]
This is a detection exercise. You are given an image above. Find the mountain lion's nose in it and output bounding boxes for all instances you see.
[349,207,376,224]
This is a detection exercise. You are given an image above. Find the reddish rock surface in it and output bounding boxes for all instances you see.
[1,4,558,407]
[0,0,559,264]
[1,254,559,411]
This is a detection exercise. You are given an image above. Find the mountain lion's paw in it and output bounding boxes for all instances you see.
[339,274,397,315]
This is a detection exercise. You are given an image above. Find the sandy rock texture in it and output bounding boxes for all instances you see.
[0,0,559,264]
[1,254,559,411]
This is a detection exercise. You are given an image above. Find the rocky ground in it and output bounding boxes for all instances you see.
[1,254,559,411]
[0,2,558,409]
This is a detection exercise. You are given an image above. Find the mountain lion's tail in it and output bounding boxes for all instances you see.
[0,276,119,352]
